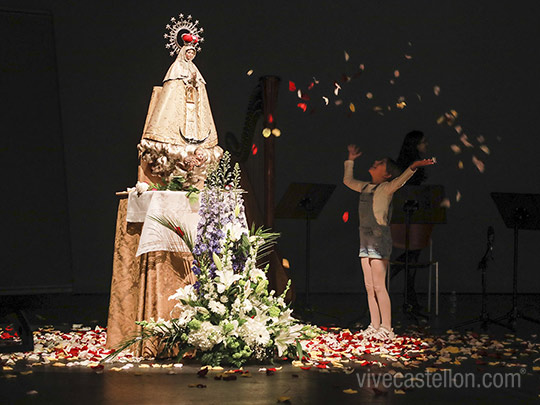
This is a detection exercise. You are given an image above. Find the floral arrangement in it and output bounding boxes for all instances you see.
[109,152,318,366]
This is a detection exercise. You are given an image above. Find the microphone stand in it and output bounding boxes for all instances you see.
[454,227,511,331]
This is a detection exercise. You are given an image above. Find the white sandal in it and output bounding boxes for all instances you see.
[373,326,395,341]
[360,324,379,339]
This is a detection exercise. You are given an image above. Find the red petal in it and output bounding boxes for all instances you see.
[342,211,349,222]
[289,81,296,91]
[297,103,307,112]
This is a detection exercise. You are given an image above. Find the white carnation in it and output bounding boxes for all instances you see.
[135,181,149,194]
[208,300,227,316]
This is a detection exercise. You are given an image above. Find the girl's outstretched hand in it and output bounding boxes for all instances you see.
[347,144,363,161]
[411,158,436,170]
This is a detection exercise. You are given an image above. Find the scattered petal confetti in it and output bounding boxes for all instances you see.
[342,211,349,223]
[333,82,341,96]
[349,103,356,112]
[251,144,258,155]
[472,156,485,173]
[262,128,271,137]
[297,90,302,99]
[344,51,350,61]
[343,389,358,394]
[405,54,412,59]
[322,96,329,105]
[366,92,373,99]
[246,69,253,76]
[460,134,473,148]
[288,81,296,92]
[313,76,320,84]
[359,64,365,71]
[450,145,461,154]
[389,79,395,85]
[456,191,462,202]
[480,145,490,155]
[272,128,281,137]
[433,86,441,96]
[440,198,451,208]
[458,161,464,169]
[477,135,485,143]
[394,70,400,78]
[308,82,315,90]
[454,125,462,134]
[282,258,290,269]
[297,103,307,112]
[335,100,343,106]
[396,101,406,109]
[268,114,274,124]
[416,93,422,101]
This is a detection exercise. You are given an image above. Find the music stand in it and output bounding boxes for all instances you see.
[275,183,335,310]
[391,185,446,318]
[490,192,540,330]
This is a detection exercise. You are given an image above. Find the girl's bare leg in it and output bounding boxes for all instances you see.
[361,257,381,329]
[370,258,392,330]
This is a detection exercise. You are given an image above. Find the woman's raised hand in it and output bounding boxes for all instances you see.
[410,158,436,170]
[347,144,363,161]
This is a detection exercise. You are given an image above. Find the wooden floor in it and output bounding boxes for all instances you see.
[1,292,540,404]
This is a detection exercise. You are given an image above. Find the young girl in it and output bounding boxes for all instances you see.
[343,144,435,341]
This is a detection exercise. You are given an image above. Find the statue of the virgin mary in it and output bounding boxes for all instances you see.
[137,15,222,188]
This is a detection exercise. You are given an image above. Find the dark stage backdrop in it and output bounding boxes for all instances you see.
[1,0,539,294]
[0,8,72,294]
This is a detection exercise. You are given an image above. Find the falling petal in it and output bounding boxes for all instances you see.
[246,69,253,76]
[387,105,392,110]
[416,93,422,101]
[288,81,296,92]
[390,79,395,85]
[359,64,365,70]
[436,115,445,125]
[440,198,451,208]
[398,96,406,102]
[394,70,400,78]
[460,134,473,148]
[373,106,383,111]
[251,144,258,155]
[405,54,413,59]
[343,389,358,394]
[313,76,320,84]
[335,99,343,106]
[458,161,464,169]
[433,86,441,96]
[282,258,290,269]
[396,101,406,109]
[456,191,462,202]
[297,103,307,112]
[450,145,461,154]
[322,96,329,105]
[297,90,302,99]
[408,41,412,46]
[472,156,485,173]
[268,114,274,124]
[480,145,490,155]
[450,110,458,118]
[333,81,341,96]
[454,125,462,134]
[344,51,350,61]
[262,128,271,137]
[342,211,349,223]
[477,136,485,143]
[272,128,281,137]
[366,92,373,99]
[308,82,315,90]
[349,103,356,112]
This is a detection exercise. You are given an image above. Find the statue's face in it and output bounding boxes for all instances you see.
[185,49,196,61]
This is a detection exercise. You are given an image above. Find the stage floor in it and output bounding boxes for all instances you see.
[1,292,539,404]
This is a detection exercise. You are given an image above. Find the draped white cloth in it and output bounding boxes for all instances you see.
[127,191,200,256]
